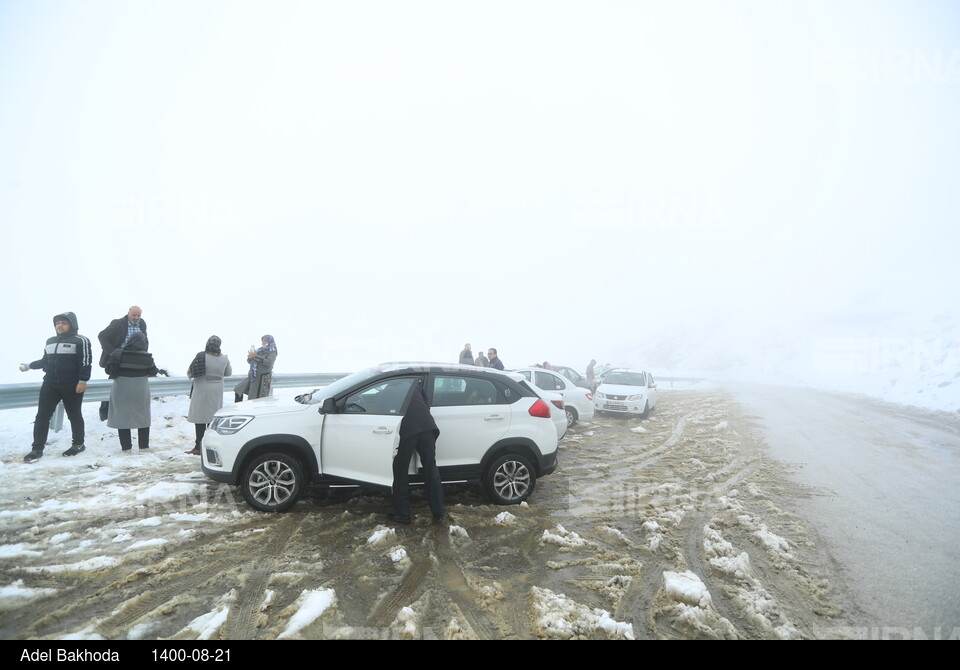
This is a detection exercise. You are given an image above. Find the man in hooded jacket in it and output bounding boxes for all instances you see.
[19,312,93,462]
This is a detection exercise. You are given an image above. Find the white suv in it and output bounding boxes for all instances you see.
[201,363,560,512]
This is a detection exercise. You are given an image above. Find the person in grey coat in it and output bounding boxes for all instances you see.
[105,332,158,451]
[234,334,277,402]
[185,336,232,455]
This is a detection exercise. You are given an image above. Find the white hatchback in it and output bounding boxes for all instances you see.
[201,363,560,511]
[515,368,595,427]
[594,369,658,418]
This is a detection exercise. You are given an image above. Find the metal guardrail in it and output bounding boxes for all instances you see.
[1,372,704,431]
[1,373,349,431]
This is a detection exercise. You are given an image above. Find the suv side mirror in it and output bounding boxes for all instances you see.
[321,397,337,414]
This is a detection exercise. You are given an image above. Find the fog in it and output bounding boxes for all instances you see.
[2,1,958,405]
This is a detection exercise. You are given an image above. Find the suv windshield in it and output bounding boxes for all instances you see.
[296,368,379,404]
[603,372,646,386]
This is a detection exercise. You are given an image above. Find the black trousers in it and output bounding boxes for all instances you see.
[118,427,150,450]
[32,382,85,450]
[392,431,444,518]
[194,423,206,449]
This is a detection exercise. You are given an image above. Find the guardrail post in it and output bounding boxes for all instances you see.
[52,402,64,432]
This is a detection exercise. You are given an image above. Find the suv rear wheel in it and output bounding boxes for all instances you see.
[484,453,536,504]
[242,452,304,512]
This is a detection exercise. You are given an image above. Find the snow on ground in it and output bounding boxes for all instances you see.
[0,387,328,632]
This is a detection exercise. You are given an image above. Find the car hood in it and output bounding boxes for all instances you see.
[216,396,314,417]
[597,383,647,395]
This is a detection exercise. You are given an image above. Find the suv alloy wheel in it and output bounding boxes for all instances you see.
[484,453,536,504]
[242,452,305,512]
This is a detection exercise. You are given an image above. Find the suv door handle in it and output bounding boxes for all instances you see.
[484,415,504,421]
[373,427,394,434]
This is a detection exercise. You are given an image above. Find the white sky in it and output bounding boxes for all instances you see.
[2,0,958,383]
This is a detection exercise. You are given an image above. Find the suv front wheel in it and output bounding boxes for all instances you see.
[242,452,305,512]
[484,453,536,505]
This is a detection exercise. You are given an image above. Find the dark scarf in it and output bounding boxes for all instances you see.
[189,336,222,378]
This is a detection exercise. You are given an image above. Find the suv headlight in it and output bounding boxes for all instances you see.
[211,415,254,435]
[627,394,644,401]
[595,392,606,399]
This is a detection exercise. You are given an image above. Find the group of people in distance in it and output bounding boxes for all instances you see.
[458,343,504,370]
[19,306,277,462]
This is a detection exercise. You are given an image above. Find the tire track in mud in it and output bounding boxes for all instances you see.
[93,514,306,639]
[222,514,311,640]
[366,538,432,627]
[17,517,277,640]
[430,526,499,640]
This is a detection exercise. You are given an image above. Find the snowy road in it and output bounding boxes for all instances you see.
[726,383,960,636]
[2,385,958,639]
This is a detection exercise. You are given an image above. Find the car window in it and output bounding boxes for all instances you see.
[535,370,564,391]
[432,375,501,406]
[341,377,417,415]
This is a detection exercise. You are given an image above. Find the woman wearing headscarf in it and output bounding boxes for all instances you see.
[105,331,158,451]
[185,335,232,455]
[234,334,277,402]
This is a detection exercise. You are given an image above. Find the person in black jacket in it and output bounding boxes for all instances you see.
[390,379,445,524]
[97,307,148,421]
[487,348,504,370]
[19,312,93,462]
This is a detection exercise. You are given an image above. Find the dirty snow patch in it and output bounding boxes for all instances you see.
[532,586,634,640]
[277,589,337,639]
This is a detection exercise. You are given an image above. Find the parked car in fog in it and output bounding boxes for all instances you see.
[201,363,560,511]
[594,369,657,418]
[516,367,595,427]
[552,365,592,389]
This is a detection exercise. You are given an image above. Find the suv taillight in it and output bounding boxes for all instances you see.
[528,398,552,418]
[551,400,564,411]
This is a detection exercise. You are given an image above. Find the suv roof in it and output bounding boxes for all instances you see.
[377,362,526,381]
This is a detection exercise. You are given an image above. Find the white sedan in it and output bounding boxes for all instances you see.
[515,368,595,427]
[594,369,657,418]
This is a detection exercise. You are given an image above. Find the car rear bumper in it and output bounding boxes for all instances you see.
[538,449,558,476]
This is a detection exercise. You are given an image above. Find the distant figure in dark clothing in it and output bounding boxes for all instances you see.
[459,343,475,365]
[487,348,504,370]
[106,332,158,451]
[586,359,597,391]
[390,380,444,524]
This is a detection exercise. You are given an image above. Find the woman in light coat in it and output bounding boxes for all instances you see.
[234,334,277,402]
[106,332,157,451]
[186,335,232,455]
